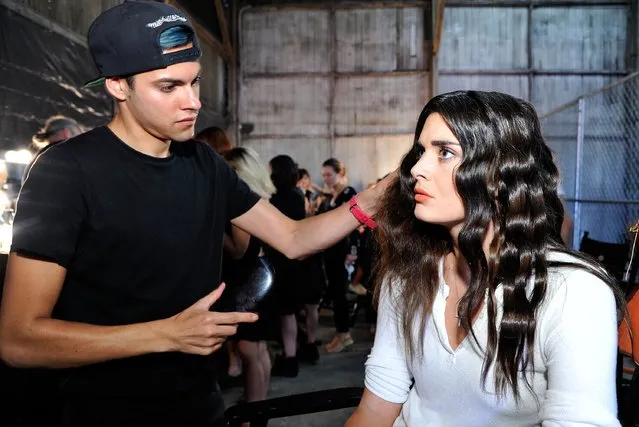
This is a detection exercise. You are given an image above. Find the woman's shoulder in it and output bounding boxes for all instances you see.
[542,249,617,315]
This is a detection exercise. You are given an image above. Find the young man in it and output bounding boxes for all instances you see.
[0,2,384,426]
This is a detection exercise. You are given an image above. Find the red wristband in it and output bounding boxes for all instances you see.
[349,194,377,230]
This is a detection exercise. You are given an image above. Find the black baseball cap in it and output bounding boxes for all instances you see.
[84,0,201,88]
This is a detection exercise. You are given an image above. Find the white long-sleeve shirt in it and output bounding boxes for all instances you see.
[365,251,620,426]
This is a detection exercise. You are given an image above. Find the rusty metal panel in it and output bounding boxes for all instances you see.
[241,138,331,182]
[334,75,428,135]
[199,42,225,114]
[239,77,331,137]
[13,0,119,36]
[336,8,425,72]
[439,7,529,70]
[532,6,627,72]
[240,9,330,74]
[334,135,413,190]
[532,75,616,113]
[336,9,396,72]
[437,75,530,99]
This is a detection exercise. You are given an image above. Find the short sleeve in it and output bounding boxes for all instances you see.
[11,145,86,268]
[214,154,260,220]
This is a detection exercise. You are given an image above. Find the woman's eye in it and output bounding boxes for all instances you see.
[439,148,455,160]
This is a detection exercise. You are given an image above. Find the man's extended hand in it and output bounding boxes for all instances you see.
[162,283,258,355]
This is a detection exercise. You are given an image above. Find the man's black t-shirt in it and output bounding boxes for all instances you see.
[12,126,260,398]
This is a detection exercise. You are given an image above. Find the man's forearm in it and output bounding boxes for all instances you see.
[234,183,383,260]
[1,317,169,368]
[288,203,361,259]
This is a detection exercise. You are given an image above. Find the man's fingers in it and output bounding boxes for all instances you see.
[211,311,258,325]
[208,325,238,338]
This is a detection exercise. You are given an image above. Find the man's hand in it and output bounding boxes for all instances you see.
[162,283,258,355]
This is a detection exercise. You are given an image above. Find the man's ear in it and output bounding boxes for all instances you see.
[105,77,129,102]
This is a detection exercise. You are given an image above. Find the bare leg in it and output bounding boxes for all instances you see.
[227,340,242,377]
[281,314,298,357]
[258,341,271,393]
[305,303,319,344]
[237,340,270,402]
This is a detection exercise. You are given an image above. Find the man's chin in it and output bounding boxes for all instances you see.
[170,129,196,142]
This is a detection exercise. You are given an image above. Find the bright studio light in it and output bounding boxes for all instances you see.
[5,149,33,164]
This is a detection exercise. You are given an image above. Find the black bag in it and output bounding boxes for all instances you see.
[232,256,275,312]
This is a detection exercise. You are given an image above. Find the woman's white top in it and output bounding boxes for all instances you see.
[365,251,620,426]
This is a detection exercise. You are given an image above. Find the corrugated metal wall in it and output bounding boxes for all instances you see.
[439,1,629,114]
[238,6,428,190]
[238,1,630,190]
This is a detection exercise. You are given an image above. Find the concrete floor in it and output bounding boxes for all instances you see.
[221,309,375,427]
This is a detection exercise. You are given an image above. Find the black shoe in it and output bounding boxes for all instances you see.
[297,342,320,364]
[271,354,299,377]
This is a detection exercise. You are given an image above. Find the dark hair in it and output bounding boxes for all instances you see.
[125,75,136,89]
[195,126,232,154]
[298,168,310,181]
[322,158,346,176]
[269,155,299,192]
[375,90,623,402]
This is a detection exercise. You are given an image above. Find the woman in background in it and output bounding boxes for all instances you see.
[317,158,358,353]
[222,147,276,409]
[196,126,232,155]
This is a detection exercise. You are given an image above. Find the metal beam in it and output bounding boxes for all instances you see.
[0,0,87,47]
[243,70,428,79]
[241,1,433,11]
[562,199,639,204]
[627,0,639,71]
[446,0,629,7]
[439,69,629,76]
[214,0,235,60]
[541,70,639,117]
[433,0,445,56]
[243,131,414,140]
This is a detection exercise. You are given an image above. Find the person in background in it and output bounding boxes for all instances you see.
[223,147,276,411]
[318,158,358,353]
[296,168,323,216]
[195,126,232,155]
[267,155,313,377]
[31,115,83,154]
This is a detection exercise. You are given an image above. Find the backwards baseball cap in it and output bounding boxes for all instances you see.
[84,0,201,88]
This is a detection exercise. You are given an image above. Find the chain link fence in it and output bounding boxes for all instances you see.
[541,72,639,248]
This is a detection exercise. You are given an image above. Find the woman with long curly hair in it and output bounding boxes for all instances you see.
[347,91,623,426]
